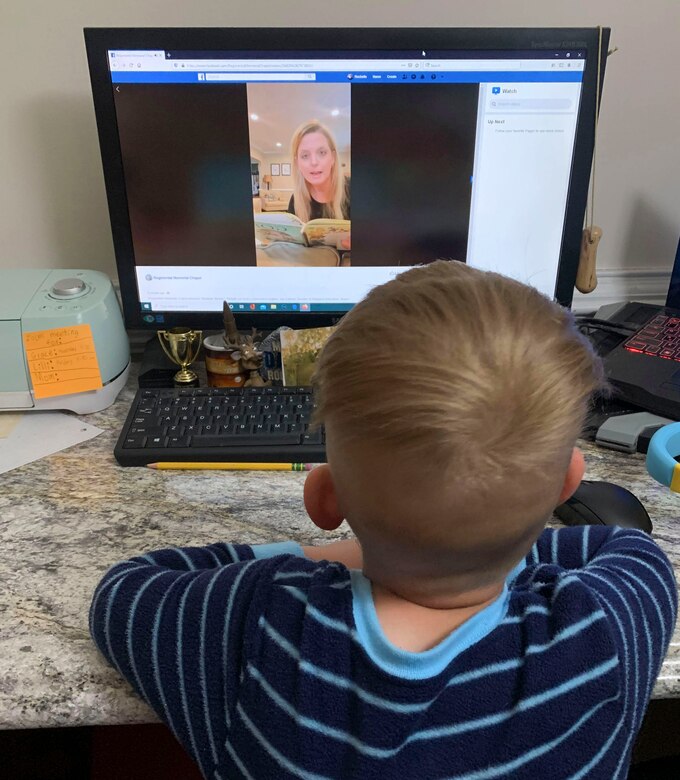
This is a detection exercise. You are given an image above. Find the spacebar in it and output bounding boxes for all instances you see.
[191,434,302,447]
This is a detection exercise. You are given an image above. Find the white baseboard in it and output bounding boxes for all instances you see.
[571,268,671,313]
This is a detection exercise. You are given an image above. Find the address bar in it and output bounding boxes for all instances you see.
[184,59,524,71]
[204,72,316,81]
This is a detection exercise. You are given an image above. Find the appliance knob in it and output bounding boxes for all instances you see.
[50,277,89,298]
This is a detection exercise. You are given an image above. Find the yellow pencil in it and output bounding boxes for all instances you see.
[147,462,313,471]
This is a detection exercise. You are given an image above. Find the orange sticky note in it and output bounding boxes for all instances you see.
[23,324,103,399]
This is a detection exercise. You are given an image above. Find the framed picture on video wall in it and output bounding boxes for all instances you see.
[281,163,291,176]
[271,163,280,176]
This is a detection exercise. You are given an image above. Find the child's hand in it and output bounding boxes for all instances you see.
[302,539,362,569]
[340,234,351,250]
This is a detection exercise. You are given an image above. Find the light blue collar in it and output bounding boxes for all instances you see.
[350,569,513,680]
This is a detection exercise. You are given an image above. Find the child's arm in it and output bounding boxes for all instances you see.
[302,538,363,568]
[88,539,303,775]
[525,527,676,636]
[523,526,677,735]
[527,525,675,582]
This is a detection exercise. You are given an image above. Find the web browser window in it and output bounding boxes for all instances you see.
[105,49,584,318]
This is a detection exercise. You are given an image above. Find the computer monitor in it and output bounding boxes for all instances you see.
[665,236,680,310]
[84,27,609,331]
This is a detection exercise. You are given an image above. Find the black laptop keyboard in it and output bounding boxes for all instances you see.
[624,314,680,361]
[114,386,325,467]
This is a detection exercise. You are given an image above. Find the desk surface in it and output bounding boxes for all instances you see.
[1,367,680,730]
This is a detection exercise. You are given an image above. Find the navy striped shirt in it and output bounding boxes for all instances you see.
[90,526,677,779]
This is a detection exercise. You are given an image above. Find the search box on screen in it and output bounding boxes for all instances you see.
[488,98,572,111]
[204,72,316,81]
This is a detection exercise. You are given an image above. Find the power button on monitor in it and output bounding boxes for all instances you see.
[49,277,90,299]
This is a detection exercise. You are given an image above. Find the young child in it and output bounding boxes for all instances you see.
[90,260,677,779]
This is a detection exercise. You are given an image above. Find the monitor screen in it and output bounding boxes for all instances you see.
[84,28,607,330]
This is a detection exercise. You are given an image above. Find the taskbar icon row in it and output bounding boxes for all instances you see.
[228,302,311,312]
[225,302,353,313]
[139,302,353,319]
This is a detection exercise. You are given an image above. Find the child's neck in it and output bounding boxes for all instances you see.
[370,580,504,653]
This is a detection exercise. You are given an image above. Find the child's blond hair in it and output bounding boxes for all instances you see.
[313,260,605,588]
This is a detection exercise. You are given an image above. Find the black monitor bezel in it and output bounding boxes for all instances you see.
[84,27,609,331]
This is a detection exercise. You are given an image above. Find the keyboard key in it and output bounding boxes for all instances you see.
[168,436,190,447]
[191,433,302,447]
[122,434,146,449]
[137,425,167,437]
[145,435,168,447]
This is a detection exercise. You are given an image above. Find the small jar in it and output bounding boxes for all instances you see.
[203,334,248,388]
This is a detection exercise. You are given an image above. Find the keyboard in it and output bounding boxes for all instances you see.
[114,386,326,467]
[624,313,680,361]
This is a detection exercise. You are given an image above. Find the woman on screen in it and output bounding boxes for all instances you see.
[288,120,350,222]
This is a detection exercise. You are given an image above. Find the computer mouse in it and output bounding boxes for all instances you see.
[554,480,653,533]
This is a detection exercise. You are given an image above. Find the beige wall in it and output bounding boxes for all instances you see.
[1,1,679,283]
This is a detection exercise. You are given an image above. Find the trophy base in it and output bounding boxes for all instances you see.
[173,368,199,384]
[137,337,209,388]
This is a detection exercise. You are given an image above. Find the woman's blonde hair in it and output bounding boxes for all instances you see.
[291,120,345,223]
[314,260,605,489]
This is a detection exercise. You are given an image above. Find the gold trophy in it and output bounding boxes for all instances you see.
[157,328,203,384]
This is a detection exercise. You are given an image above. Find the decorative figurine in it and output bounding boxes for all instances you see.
[221,302,270,387]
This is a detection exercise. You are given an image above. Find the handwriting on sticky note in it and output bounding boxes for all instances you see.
[23,325,102,399]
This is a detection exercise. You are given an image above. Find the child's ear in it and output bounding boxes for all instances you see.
[304,465,344,531]
[557,447,586,504]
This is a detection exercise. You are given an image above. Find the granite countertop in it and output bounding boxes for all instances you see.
[1,367,679,730]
